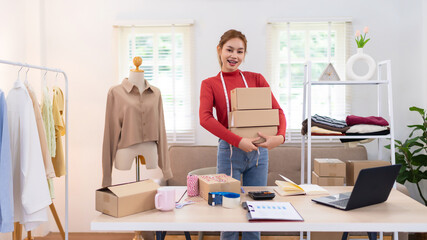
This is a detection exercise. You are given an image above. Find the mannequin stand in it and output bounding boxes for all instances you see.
[133,156,152,240]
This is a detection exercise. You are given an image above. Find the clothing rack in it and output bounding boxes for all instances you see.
[0,59,69,240]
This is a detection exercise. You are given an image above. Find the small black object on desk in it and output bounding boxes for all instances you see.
[248,191,275,200]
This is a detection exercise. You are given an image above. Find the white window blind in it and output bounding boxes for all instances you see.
[267,21,353,142]
[117,25,194,143]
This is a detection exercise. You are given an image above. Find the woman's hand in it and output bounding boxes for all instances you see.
[238,137,260,152]
[255,132,284,150]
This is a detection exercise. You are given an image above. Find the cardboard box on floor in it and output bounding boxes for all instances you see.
[346,160,391,186]
[229,109,279,128]
[230,87,272,111]
[198,174,241,201]
[312,171,345,186]
[230,126,278,144]
[313,158,346,177]
[96,179,159,218]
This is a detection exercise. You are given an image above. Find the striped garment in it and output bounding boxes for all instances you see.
[311,114,347,128]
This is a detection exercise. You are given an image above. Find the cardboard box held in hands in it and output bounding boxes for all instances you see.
[230,87,272,111]
[96,179,159,218]
[229,109,279,128]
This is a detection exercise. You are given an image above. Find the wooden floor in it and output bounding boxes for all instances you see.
[28,232,409,240]
[34,232,301,240]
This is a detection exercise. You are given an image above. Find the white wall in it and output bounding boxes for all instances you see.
[424,0,427,108]
[0,0,426,235]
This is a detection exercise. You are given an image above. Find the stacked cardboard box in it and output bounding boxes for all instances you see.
[311,159,346,240]
[229,87,278,143]
[345,160,391,186]
[312,158,346,186]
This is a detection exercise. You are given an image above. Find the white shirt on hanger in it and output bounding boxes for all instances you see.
[7,80,52,231]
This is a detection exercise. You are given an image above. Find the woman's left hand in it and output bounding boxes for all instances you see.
[255,132,284,150]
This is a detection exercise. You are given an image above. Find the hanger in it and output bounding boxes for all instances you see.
[17,66,24,81]
[54,72,60,87]
[25,67,30,84]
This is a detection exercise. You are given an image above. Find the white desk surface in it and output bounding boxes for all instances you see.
[91,186,427,232]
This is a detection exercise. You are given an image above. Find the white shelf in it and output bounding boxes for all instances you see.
[306,80,389,85]
[306,134,391,140]
[301,60,396,186]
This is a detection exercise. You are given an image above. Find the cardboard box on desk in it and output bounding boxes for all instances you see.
[312,171,345,186]
[313,158,346,177]
[230,126,278,144]
[229,109,279,128]
[230,87,272,111]
[95,179,159,218]
[198,174,241,201]
[346,160,391,186]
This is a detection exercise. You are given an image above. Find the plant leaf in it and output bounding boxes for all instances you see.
[409,106,425,117]
[411,154,427,166]
[397,170,410,184]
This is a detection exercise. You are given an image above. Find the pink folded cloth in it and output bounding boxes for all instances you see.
[346,115,389,126]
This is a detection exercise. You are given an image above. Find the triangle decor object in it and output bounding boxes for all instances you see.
[319,63,340,81]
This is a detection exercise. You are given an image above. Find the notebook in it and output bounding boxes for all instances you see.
[274,174,328,196]
[246,201,304,221]
[311,164,401,210]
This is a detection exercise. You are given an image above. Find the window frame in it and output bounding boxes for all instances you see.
[116,23,195,144]
[267,20,353,143]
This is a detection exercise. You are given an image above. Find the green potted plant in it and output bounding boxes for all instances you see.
[386,106,427,206]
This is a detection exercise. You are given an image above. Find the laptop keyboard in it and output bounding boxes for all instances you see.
[330,198,349,208]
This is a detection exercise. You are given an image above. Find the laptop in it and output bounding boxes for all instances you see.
[311,164,401,210]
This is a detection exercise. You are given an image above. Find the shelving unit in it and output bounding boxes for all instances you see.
[300,60,396,184]
[300,60,397,240]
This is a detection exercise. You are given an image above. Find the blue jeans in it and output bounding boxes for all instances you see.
[217,139,268,240]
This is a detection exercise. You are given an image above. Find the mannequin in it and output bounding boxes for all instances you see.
[114,57,159,171]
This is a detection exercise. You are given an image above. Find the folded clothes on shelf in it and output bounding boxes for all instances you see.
[311,126,344,135]
[312,114,347,128]
[340,128,390,143]
[346,124,389,134]
[301,116,349,135]
[346,115,389,126]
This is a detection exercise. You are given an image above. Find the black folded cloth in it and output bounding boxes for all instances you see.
[340,129,390,143]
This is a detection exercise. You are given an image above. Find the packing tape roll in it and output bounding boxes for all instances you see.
[222,193,240,209]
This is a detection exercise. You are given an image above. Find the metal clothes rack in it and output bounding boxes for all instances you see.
[0,59,69,240]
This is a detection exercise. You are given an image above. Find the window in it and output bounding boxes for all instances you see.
[267,21,353,142]
[117,24,194,143]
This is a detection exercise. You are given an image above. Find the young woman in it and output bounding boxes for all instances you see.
[199,29,287,240]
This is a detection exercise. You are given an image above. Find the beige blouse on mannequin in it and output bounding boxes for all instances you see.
[114,57,158,171]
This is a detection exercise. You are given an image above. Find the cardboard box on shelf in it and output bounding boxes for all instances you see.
[229,109,279,128]
[95,179,159,218]
[230,87,272,111]
[198,174,241,200]
[312,171,345,186]
[230,126,278,144]
[313,158,346,177]
[346,160,391,186]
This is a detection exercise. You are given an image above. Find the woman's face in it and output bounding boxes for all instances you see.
[218,38,246,72]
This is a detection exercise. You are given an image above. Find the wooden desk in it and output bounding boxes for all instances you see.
[91,186,427,233]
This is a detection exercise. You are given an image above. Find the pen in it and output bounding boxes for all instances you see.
[241,187,245,193]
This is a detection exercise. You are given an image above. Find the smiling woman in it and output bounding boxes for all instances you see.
[199,29,287,240]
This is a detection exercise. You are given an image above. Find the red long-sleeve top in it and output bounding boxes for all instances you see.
[199,70,286,147]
